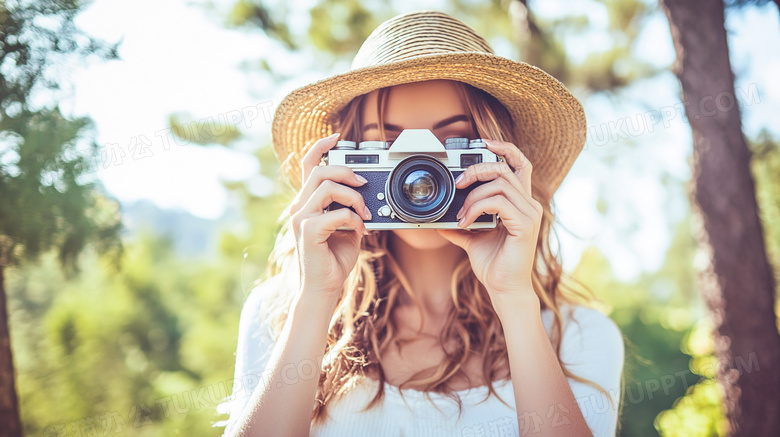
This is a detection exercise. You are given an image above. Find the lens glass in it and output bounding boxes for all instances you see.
[402,170,437,207]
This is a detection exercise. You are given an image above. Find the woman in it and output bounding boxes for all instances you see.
[216,11,624,437]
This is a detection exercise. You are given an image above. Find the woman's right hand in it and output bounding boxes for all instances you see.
[289,133,372,304]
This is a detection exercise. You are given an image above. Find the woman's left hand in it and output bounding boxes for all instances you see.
[437,139,542,308]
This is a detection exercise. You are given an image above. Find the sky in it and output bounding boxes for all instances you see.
[61,0,780,281]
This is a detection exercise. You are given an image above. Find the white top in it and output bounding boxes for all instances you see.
[214,284,624,437]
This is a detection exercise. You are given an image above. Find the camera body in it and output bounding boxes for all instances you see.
[325,129,499,230]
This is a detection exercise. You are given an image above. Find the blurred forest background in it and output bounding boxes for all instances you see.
[1,0,778,436]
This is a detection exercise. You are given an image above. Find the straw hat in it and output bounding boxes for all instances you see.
[271,10,586,195]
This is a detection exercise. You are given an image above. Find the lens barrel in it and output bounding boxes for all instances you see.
[385,155,455,223]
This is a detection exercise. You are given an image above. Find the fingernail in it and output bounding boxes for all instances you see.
[363,229,370,236]
[364,206,372,220]
[328,132,340,139]
[457,218,466,228]
[456,206,464,220]
[455,173,464,184]
[355,174,368,184]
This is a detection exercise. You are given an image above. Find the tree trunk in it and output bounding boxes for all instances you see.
[661,0,780,435]
[0,266,23,436]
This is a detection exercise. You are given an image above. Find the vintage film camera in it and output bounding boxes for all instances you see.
[325,129,500,230]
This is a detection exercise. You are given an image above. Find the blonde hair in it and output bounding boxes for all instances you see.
[257,80,621,426]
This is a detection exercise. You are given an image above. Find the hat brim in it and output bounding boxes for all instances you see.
[271,52,586,194]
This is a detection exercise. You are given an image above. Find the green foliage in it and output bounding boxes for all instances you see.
[168,113,242,147]
[216,0,524,84]
[308,0,381,55]
[511,0,660,93]
[652,132,780,437]
[218,138,294,281]
[8,1,777,436]
[227,0,297,49]
[749,130,780,318]
[217,0,660,94]
[8,231,246,436]
[0,0,122,273]
[655,320,728,437]
[571,214,708,436]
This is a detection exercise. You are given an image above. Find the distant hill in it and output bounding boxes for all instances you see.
[117,197,246,260]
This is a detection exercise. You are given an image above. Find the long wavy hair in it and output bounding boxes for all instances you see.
[255,80,621,426]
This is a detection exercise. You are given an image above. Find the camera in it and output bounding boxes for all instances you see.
[325,129,499,230]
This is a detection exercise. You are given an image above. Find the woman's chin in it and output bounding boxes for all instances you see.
[389,228,453,250]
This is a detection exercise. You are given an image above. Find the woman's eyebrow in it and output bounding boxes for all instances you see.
[362,115,470,132]
[362,122,403,132]
[432,114,470,129]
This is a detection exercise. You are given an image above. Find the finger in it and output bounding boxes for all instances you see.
[484,139,533,195]
[301,208,366,245]
[458,195,537,237]
[301,133,341,185]
[455,161,523,194]
[436,229,473,250]
[482,139,531,171]
[301,180,372,221]
[290,165,367,216]
[457,177,535,222]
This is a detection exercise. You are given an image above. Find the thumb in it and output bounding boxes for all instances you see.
[436,229,472,250]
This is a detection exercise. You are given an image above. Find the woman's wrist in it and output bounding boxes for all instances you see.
[294,285,341,319]
[489,287,541,321]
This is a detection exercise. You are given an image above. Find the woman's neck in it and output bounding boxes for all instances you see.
[387,232,466,320]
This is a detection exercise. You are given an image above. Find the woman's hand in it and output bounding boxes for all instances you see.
[289,133,372,303]
[437,139,542,308]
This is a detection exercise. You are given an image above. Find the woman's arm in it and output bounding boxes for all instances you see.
[227,133,369,436]
[437,139,598,434]
[227,293,335,437]
[494,294,594,437]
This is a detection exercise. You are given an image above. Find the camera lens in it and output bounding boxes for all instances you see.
[403,170,437,206]
[386,155,455,223]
